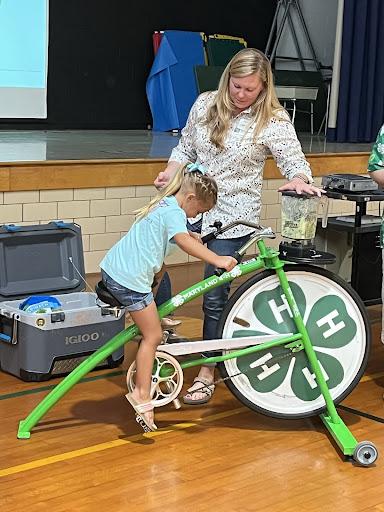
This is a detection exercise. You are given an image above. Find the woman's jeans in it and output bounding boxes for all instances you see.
[201,235,250,364]
[155,219,203,307]
[154,272,172,307]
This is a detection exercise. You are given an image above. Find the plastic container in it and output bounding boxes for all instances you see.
[281,192,321,240]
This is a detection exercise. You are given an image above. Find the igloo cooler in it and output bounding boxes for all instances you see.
[0,222,125,381]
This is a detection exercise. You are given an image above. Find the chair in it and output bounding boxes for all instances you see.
[194,65,225,94]
[273,70,327,135]
[206,34,247,66]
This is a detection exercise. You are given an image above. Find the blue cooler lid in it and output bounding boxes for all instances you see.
[0,222,85,300]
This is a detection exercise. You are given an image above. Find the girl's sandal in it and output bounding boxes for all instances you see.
[125,393,157,432]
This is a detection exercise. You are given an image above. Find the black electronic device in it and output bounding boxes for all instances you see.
[322,174,378,193]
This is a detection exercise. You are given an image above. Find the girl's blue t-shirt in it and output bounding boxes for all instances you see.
[100,196,187,293]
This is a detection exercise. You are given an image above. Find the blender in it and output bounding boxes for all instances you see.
[279,191,335,264]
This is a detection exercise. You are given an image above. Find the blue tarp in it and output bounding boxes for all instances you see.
[146,31,205,131]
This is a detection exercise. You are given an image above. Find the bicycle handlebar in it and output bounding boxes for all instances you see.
[201,220,267,244]
[200,220,276,276]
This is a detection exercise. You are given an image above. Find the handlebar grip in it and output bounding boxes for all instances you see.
[214,252,242,277]
[201,232,216,244]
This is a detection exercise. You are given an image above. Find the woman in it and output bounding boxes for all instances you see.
[155,48,322,404]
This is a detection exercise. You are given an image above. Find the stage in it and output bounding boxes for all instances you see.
[0,129,373,162]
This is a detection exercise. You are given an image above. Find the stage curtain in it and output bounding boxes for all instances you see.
[329,0,384,143]
[146,31,205,131]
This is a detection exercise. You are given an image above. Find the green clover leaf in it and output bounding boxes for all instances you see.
[252,282,306,334]
[231,280,356,401]
[306,295,357,348]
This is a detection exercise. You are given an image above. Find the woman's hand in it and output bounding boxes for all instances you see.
[154,161,181,190]
[154,171,170,190]
[278,177,324,197]
[214,255,238,272]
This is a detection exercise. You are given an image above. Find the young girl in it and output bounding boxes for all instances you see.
[100,163,237,432]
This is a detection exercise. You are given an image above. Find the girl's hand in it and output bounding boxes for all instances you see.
[215,256,238,272]
[278,177,324,197]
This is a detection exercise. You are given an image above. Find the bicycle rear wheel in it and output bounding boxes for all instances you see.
[217,265,371,419]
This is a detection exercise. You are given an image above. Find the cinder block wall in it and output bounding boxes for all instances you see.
[0,178,380,273]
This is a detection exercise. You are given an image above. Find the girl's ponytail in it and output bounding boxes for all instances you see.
[135,163,218,221]
[134,164,187,220]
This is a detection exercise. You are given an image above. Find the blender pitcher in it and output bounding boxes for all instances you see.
[281,192,320,240]
[279,191,334,264]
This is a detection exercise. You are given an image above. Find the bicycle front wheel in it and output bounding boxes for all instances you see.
[217,265,371,419]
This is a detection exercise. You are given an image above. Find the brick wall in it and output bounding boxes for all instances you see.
[0,178,381,273]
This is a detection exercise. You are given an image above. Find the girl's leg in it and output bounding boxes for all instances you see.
[129,301,163,426]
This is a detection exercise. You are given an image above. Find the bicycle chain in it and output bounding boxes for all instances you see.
[186,348,296,393]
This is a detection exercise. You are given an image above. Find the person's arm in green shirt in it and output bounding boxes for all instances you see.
[368,124,384,187]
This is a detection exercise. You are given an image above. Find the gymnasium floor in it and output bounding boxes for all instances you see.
[0,262,383,512]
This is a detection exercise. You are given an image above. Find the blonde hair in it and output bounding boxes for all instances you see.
[135,163,218,220]
[204,48,284,149]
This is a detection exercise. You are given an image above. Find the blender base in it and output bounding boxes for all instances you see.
[279,241,336,265]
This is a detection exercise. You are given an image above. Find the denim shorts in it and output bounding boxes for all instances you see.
[101,270,154,312]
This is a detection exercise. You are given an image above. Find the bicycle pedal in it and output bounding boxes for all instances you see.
[173,398,182,410]
[164,331,190,344]
[161,330,170,344]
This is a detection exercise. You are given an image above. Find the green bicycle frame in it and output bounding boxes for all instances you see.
[17,239,358,454]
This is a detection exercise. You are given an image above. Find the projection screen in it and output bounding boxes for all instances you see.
[0,0,48,118]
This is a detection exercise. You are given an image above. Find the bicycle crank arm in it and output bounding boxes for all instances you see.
[157,334,292,357]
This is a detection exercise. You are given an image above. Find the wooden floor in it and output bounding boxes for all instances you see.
[1,262,384,512]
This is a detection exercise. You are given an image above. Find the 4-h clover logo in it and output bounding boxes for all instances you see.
[232,281,357,402]
[171,294,184,308]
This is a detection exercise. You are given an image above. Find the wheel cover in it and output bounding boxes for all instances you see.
[222,270,368,416]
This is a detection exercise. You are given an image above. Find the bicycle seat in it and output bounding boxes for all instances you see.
[95,280,124,308]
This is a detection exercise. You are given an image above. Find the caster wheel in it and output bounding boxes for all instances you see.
[353,441,378,466]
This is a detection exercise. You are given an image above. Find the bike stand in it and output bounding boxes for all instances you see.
[320,412,378,465]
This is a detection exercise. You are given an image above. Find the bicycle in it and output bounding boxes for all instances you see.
[17,221,378,466]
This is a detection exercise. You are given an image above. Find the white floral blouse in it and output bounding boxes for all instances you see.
[170,91,313,238]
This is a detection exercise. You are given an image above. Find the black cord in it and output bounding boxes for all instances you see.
[337,404,384,424]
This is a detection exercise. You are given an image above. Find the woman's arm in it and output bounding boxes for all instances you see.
[370,170,384,188]
[368,125,384,187]
[154,93,210,189]
[265,112,323,196]
[154,161,182,189]
[265,112,312,180]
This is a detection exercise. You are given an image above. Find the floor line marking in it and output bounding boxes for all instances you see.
[2,368,383,404]
[360,371,384,383]
[0,407,245,477]
[2,370,383,403]
[0,370,125,401]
